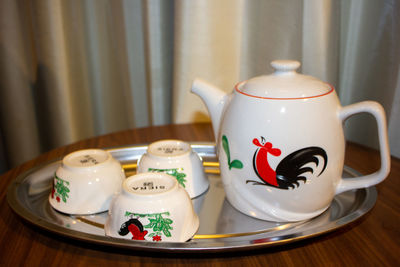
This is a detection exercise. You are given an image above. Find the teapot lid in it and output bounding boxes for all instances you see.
[237,60,333,99]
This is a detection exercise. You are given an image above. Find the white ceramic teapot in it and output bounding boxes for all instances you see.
[191,60,390,222]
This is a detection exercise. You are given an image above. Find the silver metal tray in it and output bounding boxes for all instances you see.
[7,143,377,253]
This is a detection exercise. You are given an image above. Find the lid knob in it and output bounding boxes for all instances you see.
[271,60,300,75]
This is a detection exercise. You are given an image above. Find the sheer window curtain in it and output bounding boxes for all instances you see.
[0,0,399,174]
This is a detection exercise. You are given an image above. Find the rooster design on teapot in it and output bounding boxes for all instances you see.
[248,136,327,190]
[192,60,390,222]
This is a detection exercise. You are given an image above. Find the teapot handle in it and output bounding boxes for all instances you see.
[336,101,391,194]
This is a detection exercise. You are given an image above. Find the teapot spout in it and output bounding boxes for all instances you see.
[191,79,229,138]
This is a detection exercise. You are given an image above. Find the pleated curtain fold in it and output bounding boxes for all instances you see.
[0,0,399,173]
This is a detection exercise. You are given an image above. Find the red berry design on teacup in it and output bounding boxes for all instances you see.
[152,235,162,242]
[247,137,328,189]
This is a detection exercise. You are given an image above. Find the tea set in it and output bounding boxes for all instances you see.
[49,60,390,241]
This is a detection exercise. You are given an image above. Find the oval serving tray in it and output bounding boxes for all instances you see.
[7,143,377,253]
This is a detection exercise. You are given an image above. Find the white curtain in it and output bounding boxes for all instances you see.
[0,0,399,173]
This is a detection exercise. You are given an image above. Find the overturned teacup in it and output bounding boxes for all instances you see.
[137,140,209,198]
[105,172,199,242]
[49,149,125,215]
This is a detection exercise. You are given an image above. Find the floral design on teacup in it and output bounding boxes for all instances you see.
[148,168,187,188]
[119,211,174,242]
[246,136,328,190]
[51,174,70,203]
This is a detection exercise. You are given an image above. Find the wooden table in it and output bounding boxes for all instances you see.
[1,123,399,266]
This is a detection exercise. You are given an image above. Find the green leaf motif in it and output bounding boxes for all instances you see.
[54,174,70,203]
[148,168,187,188]
[230,159,243,170]
[125,211,170,218]
[222,135,243,170]
[143,213,174,238]
[222,135,230,163]
[175,173,187,188]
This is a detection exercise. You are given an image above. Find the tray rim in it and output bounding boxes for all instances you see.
[6,143,377,253]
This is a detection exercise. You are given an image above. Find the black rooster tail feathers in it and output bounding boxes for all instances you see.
[275,146,328,189]
[280,146,327,175]
[310,147,328,176]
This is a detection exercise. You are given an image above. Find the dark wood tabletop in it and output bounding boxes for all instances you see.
[0,123,399,266]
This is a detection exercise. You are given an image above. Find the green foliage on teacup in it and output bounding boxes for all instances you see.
[148,168,187,188]
[52,174,70,203]
[124,211,174,238]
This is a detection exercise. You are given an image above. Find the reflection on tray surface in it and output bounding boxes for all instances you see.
[8,144,376,251]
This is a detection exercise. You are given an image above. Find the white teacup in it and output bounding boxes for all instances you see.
[49,149,125,215]
[105,172,199,242]
[137,140,209,198]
